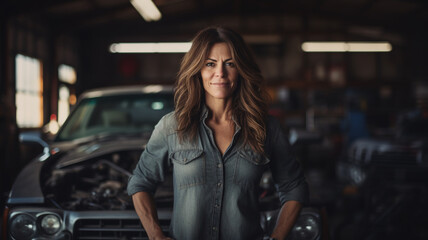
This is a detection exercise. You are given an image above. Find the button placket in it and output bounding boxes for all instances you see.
[202,116,231,240]
[211,151,224,240]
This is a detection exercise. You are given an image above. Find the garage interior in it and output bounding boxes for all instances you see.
[1,0,428,239]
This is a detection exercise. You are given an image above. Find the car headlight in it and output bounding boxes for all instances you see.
[10,214,36,240]
[289,214,320,240]
[40,214,61,235]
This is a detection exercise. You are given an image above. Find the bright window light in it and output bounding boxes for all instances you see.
[109,42,192,53]
[58,85,70,125]
[15,54,43,128]
[301,42,392,52]
[130,0,162,22]
[58,64,76,84]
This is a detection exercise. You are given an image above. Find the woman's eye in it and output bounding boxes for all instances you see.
[225,62,235,67]
[206,62,215,67]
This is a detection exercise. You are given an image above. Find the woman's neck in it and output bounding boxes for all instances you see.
[205,98,233,123]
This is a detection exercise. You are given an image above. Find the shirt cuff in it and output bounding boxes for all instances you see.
[276,181,309,205]
[127,175,157,196]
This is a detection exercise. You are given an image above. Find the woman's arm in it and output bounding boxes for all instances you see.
[270,200,302,240]
[265,117,308,239]
[132,191,172,240]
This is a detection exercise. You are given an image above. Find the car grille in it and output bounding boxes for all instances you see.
[74,219,170,240]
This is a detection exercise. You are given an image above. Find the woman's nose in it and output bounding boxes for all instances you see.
[215,64,225,77]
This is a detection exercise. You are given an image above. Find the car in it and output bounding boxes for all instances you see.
[335,110,428,240]
[3,85,324,240]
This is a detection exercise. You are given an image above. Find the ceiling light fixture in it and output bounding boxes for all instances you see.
[301,42,392,52]
[109,42,192,53]
[130,0,162,22]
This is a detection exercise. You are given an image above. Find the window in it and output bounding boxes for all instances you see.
[58,64,76,84]
[58,85,70,125]
[57,64,77,125]
[15,54,43,128]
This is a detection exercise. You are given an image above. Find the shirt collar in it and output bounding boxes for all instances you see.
[200,104,241,133]
[200,104,209,121]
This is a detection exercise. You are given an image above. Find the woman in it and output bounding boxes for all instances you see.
[127,26,308,240]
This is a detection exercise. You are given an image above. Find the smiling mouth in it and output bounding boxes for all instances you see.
[210,82,230,86]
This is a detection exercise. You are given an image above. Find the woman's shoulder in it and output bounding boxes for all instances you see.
[156,111,178,134]
[266,115,283,132]
[265,115,290,141]
[160,111,176,122]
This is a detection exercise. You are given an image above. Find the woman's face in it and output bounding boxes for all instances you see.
[201,42,238,102]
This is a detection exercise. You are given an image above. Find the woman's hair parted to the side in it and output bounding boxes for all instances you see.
[174,26,270,154]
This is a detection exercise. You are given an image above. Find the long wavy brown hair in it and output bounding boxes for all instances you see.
[174,26,269,154]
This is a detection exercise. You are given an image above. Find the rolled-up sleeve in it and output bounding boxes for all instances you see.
[127,115,170,196]
[267,117,309,205]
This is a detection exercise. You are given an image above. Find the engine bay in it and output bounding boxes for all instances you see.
[43,150,148,210]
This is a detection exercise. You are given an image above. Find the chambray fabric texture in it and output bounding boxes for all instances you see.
[127,108,308,240]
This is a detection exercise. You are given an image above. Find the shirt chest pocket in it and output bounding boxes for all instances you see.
[171,150,205,189]
[233,150,270,188]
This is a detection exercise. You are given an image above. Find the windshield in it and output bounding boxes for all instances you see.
[56,93,174,141]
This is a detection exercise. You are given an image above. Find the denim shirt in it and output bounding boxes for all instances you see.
[127,108,308,240]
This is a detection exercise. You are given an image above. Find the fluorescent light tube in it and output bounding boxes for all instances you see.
[301,42,392,52]
[347,42,392,52]
[130,0,162,22]
[109,42,192,53]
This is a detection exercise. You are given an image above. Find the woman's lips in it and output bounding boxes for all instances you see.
[210,82,230,86]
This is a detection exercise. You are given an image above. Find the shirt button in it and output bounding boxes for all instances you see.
[217,163,222,168]
[212,227,216,231]
[217,182,222,187]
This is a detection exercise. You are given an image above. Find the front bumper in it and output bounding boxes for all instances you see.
[5,207,172,240]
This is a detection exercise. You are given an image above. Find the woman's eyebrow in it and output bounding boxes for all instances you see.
[206,58,233,62]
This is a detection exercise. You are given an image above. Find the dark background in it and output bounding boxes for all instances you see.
[1,0,428,239]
